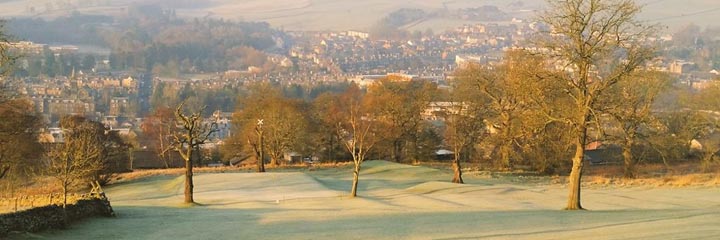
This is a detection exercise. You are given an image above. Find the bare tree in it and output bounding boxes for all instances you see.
[167,102,217,204]
[601,71,671,178]
[443,104,484,184]
[141,107,176,168]
[336,84,379,197]
[365,78,436,163]
[686,83,720,172]
[454,51,549,169]
[536,0,656,210]
[697,133,720,172]
[232,83,308,169]
[263,99,308,166]
[312,93,346,163]
[46,119,105,209]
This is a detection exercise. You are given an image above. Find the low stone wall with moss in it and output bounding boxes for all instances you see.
[0,198,114,237]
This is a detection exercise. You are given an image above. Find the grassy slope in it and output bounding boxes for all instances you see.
[9,160,720,239]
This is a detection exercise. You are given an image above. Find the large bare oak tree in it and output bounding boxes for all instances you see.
[168,102,217,204]
[46,117,106,208]
[536,0,656,210]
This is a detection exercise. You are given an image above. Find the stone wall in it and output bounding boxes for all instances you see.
[0,198,114,237]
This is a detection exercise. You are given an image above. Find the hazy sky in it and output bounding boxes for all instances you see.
[0,0,717,32]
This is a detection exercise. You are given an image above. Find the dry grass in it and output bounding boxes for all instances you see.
[0,194,87,214]
[1,178,65,198]
[585,173,720,187]
[584,163,720,187]
[420,161,720,188]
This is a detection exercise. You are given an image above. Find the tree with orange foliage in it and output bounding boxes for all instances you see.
[365,78,436,163]
[335,83,380,197]
[141,106,176,168]
[537,0,656,210]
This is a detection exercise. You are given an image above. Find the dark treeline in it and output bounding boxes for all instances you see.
[109,18,280,74]
[149,81,352,115]
[7,5,284,76]
[370,8,430,40]
[220,79,440,168]
[667,24,720,71]
[13,46,97,77]
[7,15,111,46]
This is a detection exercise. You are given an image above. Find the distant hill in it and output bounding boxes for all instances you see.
[0,0,718,32]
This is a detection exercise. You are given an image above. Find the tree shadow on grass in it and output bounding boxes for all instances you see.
[11,207,718,240]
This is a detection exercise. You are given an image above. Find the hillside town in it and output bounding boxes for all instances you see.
[6,18,717,140]
[0,0,718,203]
[2,0,720,239]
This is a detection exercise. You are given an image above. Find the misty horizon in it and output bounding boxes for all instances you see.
[0,0,718,33]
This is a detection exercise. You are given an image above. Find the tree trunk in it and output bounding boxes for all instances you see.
[258,149,265,172]
[184,159,194,204]
[622,139,635,178]
[329,136,336,163]
[160,136,170,168]
[62,180,68,226]
[392,140,402,162]
[702,153,714,173]
[256,153,265,172]
[565,127,586,210]
[259,131,265,172]
[0,167,8,179]
[452,153,464,184]
[499,115,512,169]
[162,154,170,169]
[128,148,134,170]
[270,156,278,166]
[62,181,68,209]
[500,141,511,169]
[251,141,264,172]
[350,163,361,197]
[62,156,69,209]
[194,146,203,167]
[409,138,419,165]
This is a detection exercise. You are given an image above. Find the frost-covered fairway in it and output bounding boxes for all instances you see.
[14,161,720,239]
